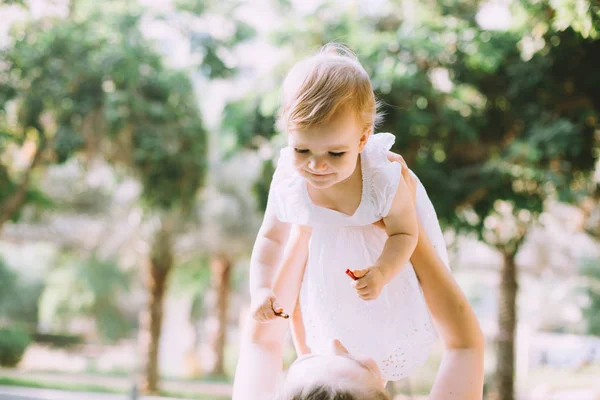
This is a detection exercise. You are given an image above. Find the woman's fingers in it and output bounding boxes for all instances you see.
[397,154,407,169]
[386,151,403,164]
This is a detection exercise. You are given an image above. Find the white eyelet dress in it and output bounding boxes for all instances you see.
[270,132,450,381]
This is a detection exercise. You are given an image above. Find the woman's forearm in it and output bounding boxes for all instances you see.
[290,298,311,356]
[410,221,484,350]
[411,221,484,399]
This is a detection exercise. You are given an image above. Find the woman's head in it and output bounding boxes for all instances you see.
[274,339,390,400]
[279,44,383,190]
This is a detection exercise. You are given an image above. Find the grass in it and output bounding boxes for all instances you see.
[0,376,231,400]
[0,376,121,394]
[80,367,232,384]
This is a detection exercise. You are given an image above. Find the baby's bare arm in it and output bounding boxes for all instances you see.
[233,225,311,400]
[249,193,291,294]
[376,173,419,283]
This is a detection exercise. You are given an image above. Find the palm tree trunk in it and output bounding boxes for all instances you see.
[140,220,174,394]
[492,250,518,400]
[204,253,232,377]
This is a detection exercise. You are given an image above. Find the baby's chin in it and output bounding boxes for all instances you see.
[306,178,340,190]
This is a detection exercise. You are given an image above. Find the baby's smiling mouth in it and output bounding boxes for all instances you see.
[306,170,333,176]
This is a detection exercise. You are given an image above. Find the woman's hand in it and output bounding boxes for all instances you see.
[372,152,418,231]
[386,151,416,203]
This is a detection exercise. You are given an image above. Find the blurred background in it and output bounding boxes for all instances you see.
[0,0,599,399]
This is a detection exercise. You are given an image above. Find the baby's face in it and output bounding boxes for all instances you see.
[287,106,369,190]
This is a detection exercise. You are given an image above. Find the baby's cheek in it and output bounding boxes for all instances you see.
[292,158,305,170]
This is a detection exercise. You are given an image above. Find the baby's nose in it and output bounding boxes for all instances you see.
[309,157,327,171]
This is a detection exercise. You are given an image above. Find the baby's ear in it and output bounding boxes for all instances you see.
[358,128,372,152]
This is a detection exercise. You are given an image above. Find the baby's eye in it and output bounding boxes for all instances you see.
[329,152,346,158]
[294,148,309,154]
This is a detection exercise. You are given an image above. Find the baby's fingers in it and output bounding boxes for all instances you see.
[357,286,371,296]
[352,279,369,290]
[254,304,276,322]
[358,292,374,301]
[352,269,369,279]
[273,305,283,314]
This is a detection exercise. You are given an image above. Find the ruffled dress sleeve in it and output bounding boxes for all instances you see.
[363,133,450,268]
[361,132,403,219]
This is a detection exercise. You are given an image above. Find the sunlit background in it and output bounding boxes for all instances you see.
[0,0,599,399]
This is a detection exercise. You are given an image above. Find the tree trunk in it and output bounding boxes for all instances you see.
[492,251,518,400]
[140,220,174,394]
[203,253,232,377]
[0,135,45,233]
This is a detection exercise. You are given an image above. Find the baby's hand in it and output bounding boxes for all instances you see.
[250,288,287,322]
[350,267,386,301]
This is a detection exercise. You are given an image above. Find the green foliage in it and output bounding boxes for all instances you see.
[0,257,43,328]
[0,0,26,6]
[581,257,600,335]
[0,5,211,223]
[170,256,211,321]
[0,325,31,367]
[0,258,18,312]
[252,159,276,212]
[174,0,257,79]
[31,332,84,348]
[174,0,208,15]
[228,0,599,240]
[221,96,278,154]
[39,255,134,343]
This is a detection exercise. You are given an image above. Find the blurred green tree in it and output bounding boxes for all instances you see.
[39,255,134,342]
[1,0,255,389]
[581,258,600,336]
[0,256,42,330]
[0,5,205,394]
[167,0,257,378]
[223,0,599,398]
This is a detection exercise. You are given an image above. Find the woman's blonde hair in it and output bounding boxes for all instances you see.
[278,43,383,133]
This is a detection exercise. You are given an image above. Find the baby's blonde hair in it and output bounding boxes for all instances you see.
[278,43,383,133]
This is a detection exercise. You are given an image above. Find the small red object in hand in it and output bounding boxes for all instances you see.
[345,269,358,281]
